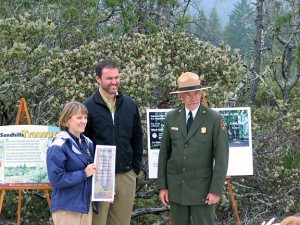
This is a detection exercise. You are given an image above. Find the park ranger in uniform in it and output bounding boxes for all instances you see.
[157,72,229,225]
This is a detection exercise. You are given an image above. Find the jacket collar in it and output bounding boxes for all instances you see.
[53,131,90,161]
[186,104,207,140]
[94,89,123,106]
[176,104,207,141]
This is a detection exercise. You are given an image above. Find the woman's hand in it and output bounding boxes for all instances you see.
[85,163,97,177]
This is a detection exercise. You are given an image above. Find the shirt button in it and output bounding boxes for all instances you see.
[182,168,186,172]
[184,144,188,148]
[182,180,186,184]
[183,156,186,160]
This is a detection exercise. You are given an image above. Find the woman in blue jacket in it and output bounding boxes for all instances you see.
[46,101,97,225]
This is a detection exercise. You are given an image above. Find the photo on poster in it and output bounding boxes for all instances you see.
[213,108,251,148]
[92,145,116,201]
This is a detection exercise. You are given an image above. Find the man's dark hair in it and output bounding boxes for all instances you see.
[95,59,118,77]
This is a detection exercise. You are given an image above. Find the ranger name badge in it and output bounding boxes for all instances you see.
[201,127,206,134]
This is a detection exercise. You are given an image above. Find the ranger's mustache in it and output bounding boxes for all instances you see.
[188,101,199,105]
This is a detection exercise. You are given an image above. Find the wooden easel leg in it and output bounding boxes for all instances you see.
[45,189,51,208]
[15,98,31,125]
[21,108,25,125]
[168,213,172,225]
[226,177,241,225]
[0,190,5,213]
[45,189,54,225]
[17,190,22,225]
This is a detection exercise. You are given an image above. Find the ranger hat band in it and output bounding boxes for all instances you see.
[170,72,210,94]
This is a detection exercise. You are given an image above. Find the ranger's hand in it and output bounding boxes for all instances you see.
[159,189,169,207]
[205,193,220,205]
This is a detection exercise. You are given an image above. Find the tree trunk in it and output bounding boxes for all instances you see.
[248,0,264,103]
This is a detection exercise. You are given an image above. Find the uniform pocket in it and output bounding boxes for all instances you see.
[194,130,207,143]
[195,169,212,177]
[167,163,178,174]
[170,130,182,141]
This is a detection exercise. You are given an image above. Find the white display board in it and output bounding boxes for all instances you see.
[147,107,253,178]
[147,109,172,179]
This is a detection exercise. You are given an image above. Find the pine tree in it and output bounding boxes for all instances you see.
[207,6,223,46]
[223,0,255,55]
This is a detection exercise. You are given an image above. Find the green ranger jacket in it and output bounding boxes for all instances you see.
[157,104,229,205]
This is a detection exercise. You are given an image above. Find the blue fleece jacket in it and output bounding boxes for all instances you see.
[46,131,95,214]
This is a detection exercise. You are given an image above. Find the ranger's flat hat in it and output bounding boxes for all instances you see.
[170,72,211,94]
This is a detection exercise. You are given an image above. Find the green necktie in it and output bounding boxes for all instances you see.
[187,111,193,133]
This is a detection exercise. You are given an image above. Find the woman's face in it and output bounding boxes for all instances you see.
[67,111,87,137]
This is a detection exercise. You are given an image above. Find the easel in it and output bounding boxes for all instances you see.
[226,177,241,225]
[0,98,52,225]
[167,93,241,225]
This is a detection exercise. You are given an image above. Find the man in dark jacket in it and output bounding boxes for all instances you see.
[83,59,143,225]
[157,72,229,225]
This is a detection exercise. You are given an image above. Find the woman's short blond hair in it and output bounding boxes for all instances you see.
[59,100,88,131]
[281,216,300,225]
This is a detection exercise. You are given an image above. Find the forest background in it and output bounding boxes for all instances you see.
[0,0,299,224]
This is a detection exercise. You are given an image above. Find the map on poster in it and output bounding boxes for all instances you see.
[147,107,253,178]
[0,125,60,187]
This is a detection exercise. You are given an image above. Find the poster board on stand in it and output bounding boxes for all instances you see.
[147,107,253,178]
[0,98,59,225]
[0,125,60,186]
[147,109,172,179]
